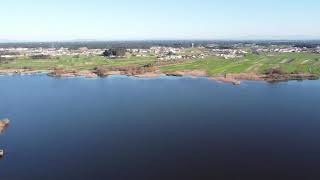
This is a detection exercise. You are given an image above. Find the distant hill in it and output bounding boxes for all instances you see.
[229,35,320,41]
[1,35,320,43]
[0,39,11,43]
[0,39,27,43]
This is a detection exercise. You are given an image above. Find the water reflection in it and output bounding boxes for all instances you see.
[1,75,320,179]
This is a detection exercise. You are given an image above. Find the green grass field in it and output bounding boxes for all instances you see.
[1,53,320,76]
[0,55,156,70]
[160,53,320,75]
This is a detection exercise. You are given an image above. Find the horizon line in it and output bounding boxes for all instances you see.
[1,38,320,43]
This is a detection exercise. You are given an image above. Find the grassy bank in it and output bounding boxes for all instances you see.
[0,55,156,70]
[1,53,320,76]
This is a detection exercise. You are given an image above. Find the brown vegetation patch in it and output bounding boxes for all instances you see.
[226,73,263,81]
[48,68,77,77]
[263,67,319,82]
[94,64,159,77]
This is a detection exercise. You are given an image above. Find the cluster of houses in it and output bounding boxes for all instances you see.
[1,44,320,61]
[128,46,183,58]
[130,46,208,61]
[208,49,248,59]
[253,46,320,54]
[0,47,104,59]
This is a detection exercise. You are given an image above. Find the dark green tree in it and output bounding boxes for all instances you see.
[103,48,126,58]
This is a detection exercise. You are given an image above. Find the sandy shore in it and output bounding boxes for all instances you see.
[0,69,50,75]
[134,72,166,78]
[165,70,207,77]
[209,76,241,85]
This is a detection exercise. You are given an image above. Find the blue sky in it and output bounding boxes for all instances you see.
[1,0,319,41]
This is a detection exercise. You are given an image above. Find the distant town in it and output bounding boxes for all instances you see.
[1,41,320,61]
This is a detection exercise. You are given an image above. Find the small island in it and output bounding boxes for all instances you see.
[0,118,10,134]
[0,118,10,158]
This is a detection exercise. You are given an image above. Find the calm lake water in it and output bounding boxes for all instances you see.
[1,75,320,180]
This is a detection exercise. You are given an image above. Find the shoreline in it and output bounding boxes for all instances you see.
[0,68,319,85]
